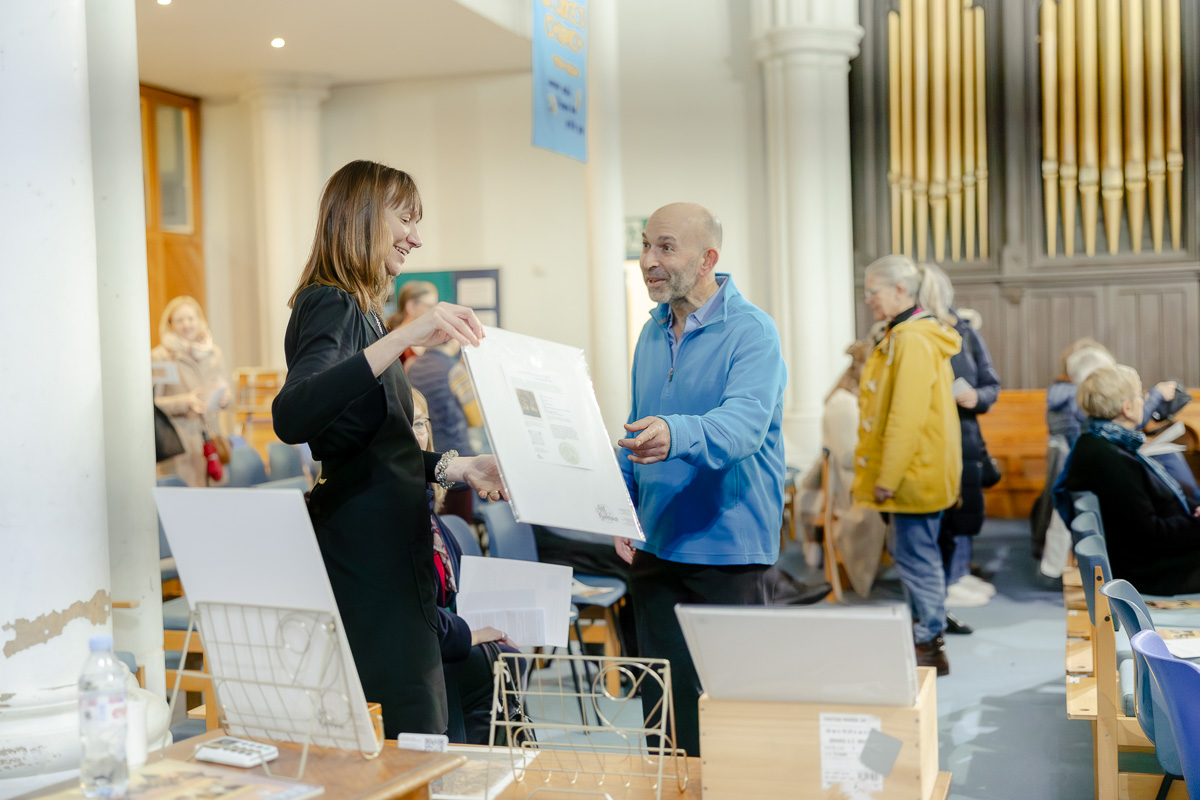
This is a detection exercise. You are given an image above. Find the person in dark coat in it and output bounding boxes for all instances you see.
[939,307,1000,599]
[272,160,506,739]
[1055,365,1200,596]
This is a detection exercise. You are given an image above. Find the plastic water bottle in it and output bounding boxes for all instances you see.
[78,634,129,798]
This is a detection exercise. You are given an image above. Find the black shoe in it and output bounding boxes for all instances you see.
[915,635,950,676]
[945,611,973,635]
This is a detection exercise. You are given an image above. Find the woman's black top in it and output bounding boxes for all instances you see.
[1058,432,1200,596]
[273,284,447,738]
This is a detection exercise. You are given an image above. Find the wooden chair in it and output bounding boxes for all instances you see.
[164,627,220,732]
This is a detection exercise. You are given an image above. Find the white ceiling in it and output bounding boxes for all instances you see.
[134,0,533,100]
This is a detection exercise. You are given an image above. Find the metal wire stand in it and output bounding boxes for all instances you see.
[166,601,383,781]
[485,653,689,799]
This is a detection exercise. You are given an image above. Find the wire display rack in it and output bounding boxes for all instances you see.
[166,601,382,780]
[485,653,690,799]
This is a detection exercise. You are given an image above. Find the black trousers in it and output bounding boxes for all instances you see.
[630,550,768,757]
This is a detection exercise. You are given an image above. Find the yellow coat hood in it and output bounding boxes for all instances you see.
[852,312,963,513]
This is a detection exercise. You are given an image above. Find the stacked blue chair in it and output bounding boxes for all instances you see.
[1130,630,1200,800]
[227,444,268,487]
[267,442,304,480]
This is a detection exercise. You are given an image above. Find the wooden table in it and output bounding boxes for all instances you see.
[161,731,465,800]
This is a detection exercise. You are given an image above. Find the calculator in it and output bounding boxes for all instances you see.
[193,736,280,768]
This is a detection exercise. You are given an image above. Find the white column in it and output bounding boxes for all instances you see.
[87,0,165,698]
[242,77,330,370]
[753,0,863,466]
[0,2,113,795]
[585,0,630,441]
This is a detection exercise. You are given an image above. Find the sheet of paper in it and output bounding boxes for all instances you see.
[463,327,644,540]
[1140,442,1187,456]
[819,712,884,795]
[456,555,571,648]
[458,609,547,647]
[207,386,229,414]
[951,377,972,397]
[1164,637,1200,659]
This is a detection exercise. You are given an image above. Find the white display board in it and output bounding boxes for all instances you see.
[676,603,919,706]
[153,487,379,753]
[463,327,643,540]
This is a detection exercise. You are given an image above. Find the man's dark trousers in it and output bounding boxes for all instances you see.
[630,549,768,757]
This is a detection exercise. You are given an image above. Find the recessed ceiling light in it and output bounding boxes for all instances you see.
[271,38,285,48]
[157,0,171,5]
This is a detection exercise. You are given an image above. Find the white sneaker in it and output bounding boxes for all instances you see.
[945,580,991,608]
[957,574,997,597]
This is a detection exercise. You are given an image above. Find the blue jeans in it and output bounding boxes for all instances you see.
[890,512,947,642]
[946,534,972,585]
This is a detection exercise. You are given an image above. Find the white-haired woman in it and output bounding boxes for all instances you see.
[1054,365,1200,595]
[853,255,962,676]
[151,296,230,486]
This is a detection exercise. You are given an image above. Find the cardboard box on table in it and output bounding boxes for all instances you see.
[698,666,939,800]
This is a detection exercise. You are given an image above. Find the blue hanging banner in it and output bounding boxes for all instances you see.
[532,0,587,163]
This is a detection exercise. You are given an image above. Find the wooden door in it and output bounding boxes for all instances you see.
[141,85,204,347]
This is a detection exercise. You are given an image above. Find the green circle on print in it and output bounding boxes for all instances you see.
[559,442,580,465]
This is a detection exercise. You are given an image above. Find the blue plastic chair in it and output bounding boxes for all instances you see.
[227,445,268,487]
[1070,509,1104,549]
[1075,535,1115,628]
[1073,491,1101,520]
[1101,580,1184,769]
[440,514,483,558]
[1130,631,1199,798]
[268,442,304,480]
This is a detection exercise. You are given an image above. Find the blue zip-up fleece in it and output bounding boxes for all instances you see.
[620,274,787,566]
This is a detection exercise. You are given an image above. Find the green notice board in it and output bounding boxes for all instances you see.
[389,269,500,328]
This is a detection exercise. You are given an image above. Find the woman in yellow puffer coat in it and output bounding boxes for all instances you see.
[853,255,961,676]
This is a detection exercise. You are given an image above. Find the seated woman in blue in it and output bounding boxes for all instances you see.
[412,390,521,744]
[1054,365,1200,596]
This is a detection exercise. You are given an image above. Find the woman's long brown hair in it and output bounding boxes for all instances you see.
[289,160,423,314]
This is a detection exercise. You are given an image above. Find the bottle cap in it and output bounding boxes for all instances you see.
[88,633,113,651]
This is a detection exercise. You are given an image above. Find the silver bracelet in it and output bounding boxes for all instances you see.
[434,450,459,490]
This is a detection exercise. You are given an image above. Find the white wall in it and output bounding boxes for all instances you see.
[200,0,768,372]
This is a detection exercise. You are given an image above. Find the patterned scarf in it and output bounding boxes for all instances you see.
[1086,417,1191,513]
[431,515,457,593]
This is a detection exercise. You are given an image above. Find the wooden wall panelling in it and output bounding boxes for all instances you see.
[1107,281,1200,385]
[1017,286,1106,388]
[950,284,1007,384]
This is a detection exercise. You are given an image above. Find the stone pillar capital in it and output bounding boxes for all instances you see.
[751,0,863,61]
[752,25,865,62]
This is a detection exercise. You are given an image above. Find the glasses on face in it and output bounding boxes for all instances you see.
[863,286,886,300]
[413,419,430,433]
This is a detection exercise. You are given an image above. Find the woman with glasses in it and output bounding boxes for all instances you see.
[853,255,962,676]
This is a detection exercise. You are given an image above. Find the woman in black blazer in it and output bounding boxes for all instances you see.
[272,160,505,739]
[1055,364,1200,596]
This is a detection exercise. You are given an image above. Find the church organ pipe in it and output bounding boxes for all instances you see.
[1165,0,1182,251]
[914,0,930,262]
[1122,0,1146,253]
[1078,0,1100,256]
[962,3,976,260]
[887,0,990,263]
[1099,0,1124,255]
[889,11,902,255]
[1145,0,1166,253]
[1036,0,1184,257]
[974,7,988,259]
[1041,0,1059,258]
[930,0,948,263]
[1060,0,1079,256]
[948,0,962,261]
[901,0,915,257]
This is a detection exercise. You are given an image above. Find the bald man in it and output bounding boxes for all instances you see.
[616,203,787,756]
